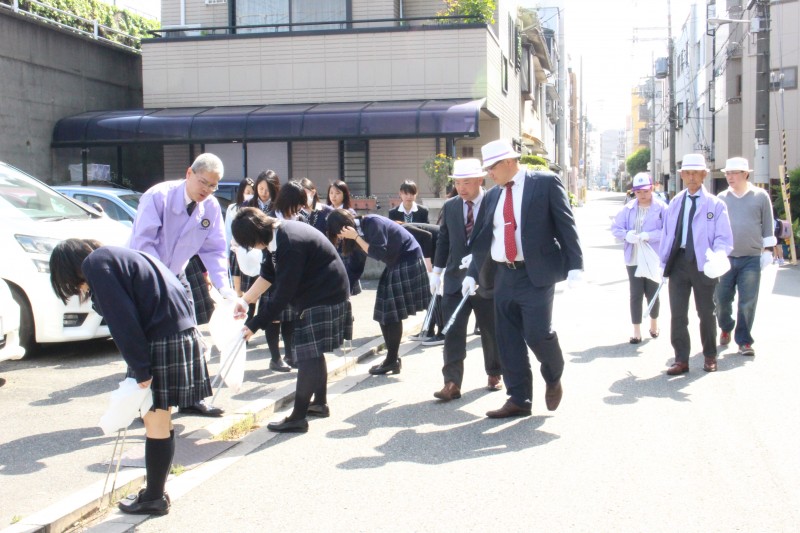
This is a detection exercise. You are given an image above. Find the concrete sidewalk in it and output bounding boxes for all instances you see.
[1,279,428,533]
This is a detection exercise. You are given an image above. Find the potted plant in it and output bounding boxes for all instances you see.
[351,195,378,211]
[423,153,454,198]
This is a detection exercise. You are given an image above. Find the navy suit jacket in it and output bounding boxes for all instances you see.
[468,170,583,287]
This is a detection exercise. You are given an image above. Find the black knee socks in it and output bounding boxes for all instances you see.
[266,322,282,361]
[311,357,328,406]
[141,432,175,502]
[282,321,295,362]
[289,357,326,421]
[380,321,403,363]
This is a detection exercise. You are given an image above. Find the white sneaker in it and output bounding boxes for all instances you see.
[778,258,785,266]
[408,333,432,342]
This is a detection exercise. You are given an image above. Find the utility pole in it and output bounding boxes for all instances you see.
[667,0,677,196]
[752,0,770,185]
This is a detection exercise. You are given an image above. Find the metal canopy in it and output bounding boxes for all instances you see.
[52,99,485,147]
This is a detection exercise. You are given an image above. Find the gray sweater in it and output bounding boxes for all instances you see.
[717,185,773,257]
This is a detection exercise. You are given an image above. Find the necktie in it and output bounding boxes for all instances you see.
[503,181,517,262]
[465,200,474,241]
[684,196,698,261]
[186,200,197,216]
[404,212,412,223]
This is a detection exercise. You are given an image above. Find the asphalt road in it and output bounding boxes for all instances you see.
[3,191,800,532]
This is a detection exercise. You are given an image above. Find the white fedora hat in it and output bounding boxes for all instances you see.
[481,139,521,169]
[721,157,752,173]
[680,153,709,171]
[449,158,487,179]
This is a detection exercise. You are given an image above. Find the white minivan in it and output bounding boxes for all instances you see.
[0,161,130,352]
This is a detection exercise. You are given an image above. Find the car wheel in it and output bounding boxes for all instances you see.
[9,286,35,354]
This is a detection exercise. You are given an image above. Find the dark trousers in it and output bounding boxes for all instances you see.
[441,291,501,387]
[626,265,660,323]
[668,251,718,362]
[494,264,564,408]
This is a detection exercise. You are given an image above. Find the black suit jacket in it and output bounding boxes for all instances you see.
[468,170,583,287]
[434,193,494,297]
[388,205,429,224]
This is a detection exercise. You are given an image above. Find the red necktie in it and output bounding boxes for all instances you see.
[465,200,474,240]
[503,181,517,262]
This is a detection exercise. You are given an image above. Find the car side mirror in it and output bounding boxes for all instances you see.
[91,202,105,213]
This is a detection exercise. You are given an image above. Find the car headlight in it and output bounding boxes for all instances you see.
[15,234,62,273]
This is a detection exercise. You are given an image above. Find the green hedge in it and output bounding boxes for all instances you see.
[7,0,158,49]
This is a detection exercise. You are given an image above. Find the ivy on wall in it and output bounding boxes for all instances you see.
[4,0,158,48]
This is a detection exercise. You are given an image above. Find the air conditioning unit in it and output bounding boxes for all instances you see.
[726,42,742,58]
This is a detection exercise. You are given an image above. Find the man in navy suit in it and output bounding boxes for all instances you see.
[429,159,502,401]
[464,140,583,418]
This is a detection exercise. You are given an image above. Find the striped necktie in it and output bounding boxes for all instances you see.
[465,200,474,240]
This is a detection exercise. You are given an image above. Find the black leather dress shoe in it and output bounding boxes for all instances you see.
[369,358,402,375]
[179,400,224,417]
[486,400,532,418]
[118,493,170,515]
[307,404,330,418]
[267,417,309,433]
[269,358,291,372]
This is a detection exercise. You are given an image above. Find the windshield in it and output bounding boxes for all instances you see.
[118,193,141,210]
[0,163,92,221]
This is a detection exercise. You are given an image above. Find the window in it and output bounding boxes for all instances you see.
[340,140,368,196]
[236,0,347,33]
[770,67,797,91]
[461,146,474,158]
[501,54,509,94]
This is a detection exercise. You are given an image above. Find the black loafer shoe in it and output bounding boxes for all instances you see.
[179,400,224,417]
[369,359,402,375]
[118,493,170,516]
[307,404,330,418]
[269,358,291,372]
[267,417,309,433]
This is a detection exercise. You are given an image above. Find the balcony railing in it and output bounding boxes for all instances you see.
[149,15,484,39]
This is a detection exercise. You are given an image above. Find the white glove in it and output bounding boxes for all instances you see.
[461,276,477,297]
[236,247,263,277]
[703,249,731,279]
[567,269,584,289]
[638,232,650,242]
[459,254,473,270]
[625,230,639,244]
[233,297,249,320]
[760,251,773,270]
[218,287,237,301]
[428,272,441,295]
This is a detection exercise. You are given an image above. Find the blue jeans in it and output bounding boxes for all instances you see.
[714,255,761,346]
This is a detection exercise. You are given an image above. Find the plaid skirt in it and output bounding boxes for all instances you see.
[228,250,255,292]
[184,256,214,326]
[374,257,430,324]
[126,328,212,411]
[293,301,353,362]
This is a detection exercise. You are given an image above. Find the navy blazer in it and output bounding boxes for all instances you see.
[468,170,583,287]
[388,204,429,224]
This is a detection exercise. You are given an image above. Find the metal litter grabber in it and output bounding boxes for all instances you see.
[209,334,246,407]
[101,428,128,508]
[644,278,667,319]
[442,290,472,336]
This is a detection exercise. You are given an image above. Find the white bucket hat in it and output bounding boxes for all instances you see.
[449,158,487,179]
[481,139,521,169]
[680,153,709,171]
[721,157,752,173]
[631,172,653,191]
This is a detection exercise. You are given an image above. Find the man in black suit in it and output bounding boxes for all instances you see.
[465,140,583,418]
[429,159,502,401]
[388,180,430,223]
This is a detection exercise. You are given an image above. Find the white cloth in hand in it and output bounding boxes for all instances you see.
[703,249,731,279]
[567,269,584,289]
[461,276,477,297]
[428,272,441,295]
[625,230,639,244]
[459,254,473,270]
[638,232,650,242]
[760,251,773,270]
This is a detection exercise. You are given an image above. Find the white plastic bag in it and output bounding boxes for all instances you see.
[703,249,731,279]
[235,246,263,277]
[635,241,662,283]
[207,295,247,392]
[99,378,153,435]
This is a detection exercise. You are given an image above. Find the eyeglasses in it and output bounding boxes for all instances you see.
[197,177,219,192]
[487,159,504,171]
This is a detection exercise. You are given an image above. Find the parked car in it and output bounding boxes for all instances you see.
[0,161,130,352]
[0,278,25,362]
[215,180,241,214]
[54,185,141,226]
